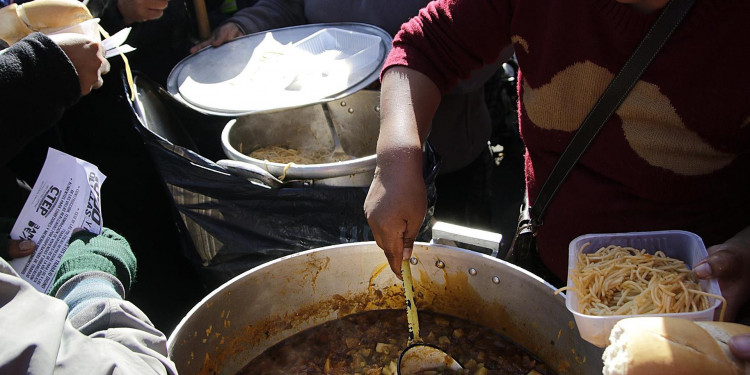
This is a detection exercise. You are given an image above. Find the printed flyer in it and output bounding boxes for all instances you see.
[9,148,105,293]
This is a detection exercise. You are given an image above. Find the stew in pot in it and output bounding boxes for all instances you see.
[237,309,553,375]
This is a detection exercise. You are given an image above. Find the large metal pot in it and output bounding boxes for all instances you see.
[167,242,603,374]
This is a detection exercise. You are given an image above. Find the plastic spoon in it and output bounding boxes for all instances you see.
[398,259,463,375]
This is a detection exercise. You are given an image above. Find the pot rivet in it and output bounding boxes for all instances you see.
[348,108,355,113]
[374,105,380,112]
[340,101,347,106]
[468,268,477,276]
[410,257,419,265]
[435,260,445,269]
[492,276,501,284]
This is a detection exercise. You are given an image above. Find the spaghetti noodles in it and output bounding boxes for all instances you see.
[557,243,726,320]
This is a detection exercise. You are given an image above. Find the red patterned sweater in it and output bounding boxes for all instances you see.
[384,0,750,279]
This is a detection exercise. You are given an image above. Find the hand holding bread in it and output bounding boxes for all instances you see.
[0,0,109,95]
[49,33,109,95]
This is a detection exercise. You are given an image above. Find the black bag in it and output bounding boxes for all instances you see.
[503,0,696,280]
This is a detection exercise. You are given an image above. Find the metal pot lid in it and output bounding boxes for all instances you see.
[167,23,392,117]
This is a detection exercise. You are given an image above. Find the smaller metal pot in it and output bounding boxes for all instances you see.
[221,89,380,187]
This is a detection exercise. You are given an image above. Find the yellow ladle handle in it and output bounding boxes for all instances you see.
[402,259,421,343]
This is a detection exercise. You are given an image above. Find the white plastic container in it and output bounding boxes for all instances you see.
[563,230,723,348]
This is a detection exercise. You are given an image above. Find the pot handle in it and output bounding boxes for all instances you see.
[216,159,284,188]
[429,220,502,257]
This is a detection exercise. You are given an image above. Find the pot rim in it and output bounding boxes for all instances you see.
[167,241,555,343]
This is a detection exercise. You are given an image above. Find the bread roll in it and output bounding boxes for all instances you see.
[0,4,33,45]
[0,0,92,45]
[602,317,750,375]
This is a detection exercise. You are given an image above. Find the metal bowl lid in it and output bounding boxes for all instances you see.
[167,23,392,116]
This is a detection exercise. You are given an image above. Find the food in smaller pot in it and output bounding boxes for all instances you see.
[246,145,350,164]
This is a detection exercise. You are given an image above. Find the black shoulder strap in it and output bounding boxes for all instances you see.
[529,0,696,227]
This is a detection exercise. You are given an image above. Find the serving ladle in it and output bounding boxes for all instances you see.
[398,259,464,375]
[321,103,350,162]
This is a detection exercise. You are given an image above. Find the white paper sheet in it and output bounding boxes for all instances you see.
[9,148,106,293]
[101,27,135,58]
[50,21,136,59]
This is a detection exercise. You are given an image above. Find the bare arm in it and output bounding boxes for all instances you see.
[363,66,441,277]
